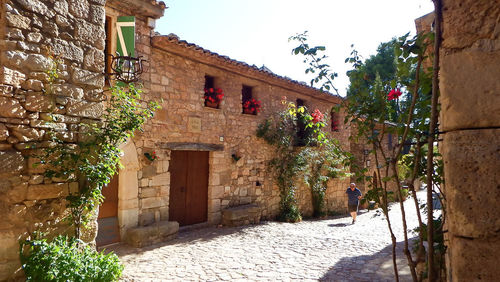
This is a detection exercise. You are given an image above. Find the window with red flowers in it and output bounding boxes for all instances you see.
[204,75,223,109]
[242,85,261,115]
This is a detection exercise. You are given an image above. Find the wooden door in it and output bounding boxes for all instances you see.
[96,174,120,246]
[169,150,209,226]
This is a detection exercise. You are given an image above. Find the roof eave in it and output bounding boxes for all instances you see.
[151,35,344,104]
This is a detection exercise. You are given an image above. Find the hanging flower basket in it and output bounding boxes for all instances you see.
[204,88,224,108]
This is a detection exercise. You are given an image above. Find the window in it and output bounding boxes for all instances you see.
[296,98,305,108]
[242,85,253,114]
[242,85,261,115]
[294,99,315,146]
[331,111,340,132]
[204,75,220,108]
[242,85,252,104]
[204,75,214,90]
[296,99,307,145]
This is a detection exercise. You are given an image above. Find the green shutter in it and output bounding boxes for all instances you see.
[116,16,135,57]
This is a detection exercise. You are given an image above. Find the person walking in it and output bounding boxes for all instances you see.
[346,183,362,224]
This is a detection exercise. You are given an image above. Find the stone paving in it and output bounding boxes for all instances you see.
[109,192,429,281]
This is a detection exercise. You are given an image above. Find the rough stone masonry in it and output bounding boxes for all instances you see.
[0,0,105,279]
[439,0,500,280]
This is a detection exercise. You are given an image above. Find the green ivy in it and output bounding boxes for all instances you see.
[257,101,349,220]
[300,140,350,217]
[34,83,159,239]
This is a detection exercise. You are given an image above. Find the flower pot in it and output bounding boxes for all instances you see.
[243,108,255,115]
[205,100,219,109]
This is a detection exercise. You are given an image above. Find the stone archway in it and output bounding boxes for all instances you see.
[117,140,140,239]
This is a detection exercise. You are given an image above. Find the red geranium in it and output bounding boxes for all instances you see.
[311,109,324,124]
[204,87,224,103]
[387,88,402,101]
[243,98,262,113]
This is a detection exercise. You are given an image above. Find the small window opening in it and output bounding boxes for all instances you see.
[295,98,313,146]
[204,75,214,90]
[242,85,254,114]
[331,111,340,132]
[204,75,219,108]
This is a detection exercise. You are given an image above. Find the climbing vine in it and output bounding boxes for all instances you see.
[257,100,349,221]
[36,83,159,238]
[300,139,349,217]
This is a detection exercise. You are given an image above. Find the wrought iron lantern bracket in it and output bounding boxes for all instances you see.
[105,54,145,84]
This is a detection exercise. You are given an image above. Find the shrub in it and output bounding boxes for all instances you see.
[20,235,123,281]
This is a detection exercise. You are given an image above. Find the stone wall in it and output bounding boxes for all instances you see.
[0,0,105,279]
[439,0,500,280]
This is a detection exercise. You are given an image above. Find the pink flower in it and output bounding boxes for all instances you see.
[311,109,324,124]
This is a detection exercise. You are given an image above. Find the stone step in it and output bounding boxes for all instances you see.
[125,220,179,248]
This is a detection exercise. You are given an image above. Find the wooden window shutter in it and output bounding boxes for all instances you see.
[116,16,135,57]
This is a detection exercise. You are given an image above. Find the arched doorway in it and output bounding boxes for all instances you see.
[96,173,120,246]
[96,140,140,246]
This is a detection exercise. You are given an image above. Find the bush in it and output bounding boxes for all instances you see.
[20,235,123,281]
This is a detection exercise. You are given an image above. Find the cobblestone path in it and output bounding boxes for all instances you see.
[109,192,428,281]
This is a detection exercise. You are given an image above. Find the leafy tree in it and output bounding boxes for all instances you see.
[290,30,444,281]
[346,39,398,96]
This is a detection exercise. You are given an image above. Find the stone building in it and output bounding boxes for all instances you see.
[1,0,109,279]
[105,14,354,246]
[0,0,391,279]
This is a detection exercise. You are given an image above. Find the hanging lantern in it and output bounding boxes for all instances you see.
[107,54,144,84]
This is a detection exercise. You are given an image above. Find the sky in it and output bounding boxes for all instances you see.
[156,0,434,96]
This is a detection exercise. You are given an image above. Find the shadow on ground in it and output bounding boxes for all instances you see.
[320,239,414,282]
[329,223,349,227]
[108,212,356,256]
[106,221,273,256]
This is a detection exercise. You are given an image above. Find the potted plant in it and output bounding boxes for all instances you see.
[144,151,157,161]
[204,87,224,108]
[242,98,261,115]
